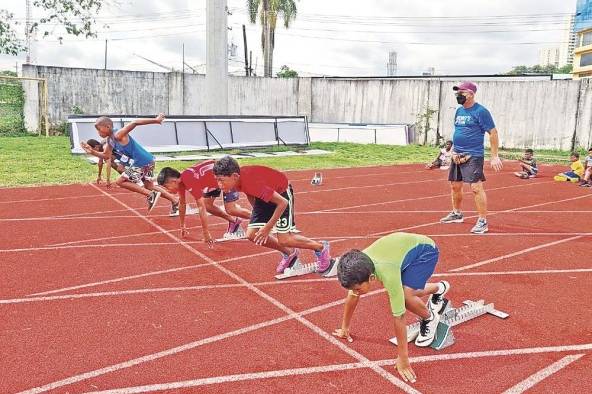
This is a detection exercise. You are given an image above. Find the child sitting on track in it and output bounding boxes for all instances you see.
[514,148,538,179]
[213,156,333,275]
[426,140,453,170]
[157,162,251,247]
[81,139,125,187]
[332,232,450,384]
[94,114,179,214]
[554,152,584,183]
[579,147,592,187]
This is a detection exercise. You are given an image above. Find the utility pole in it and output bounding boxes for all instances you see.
[242,25,249,76]
[104,40,108,70]
[25,0,32,64]
[182,43,185,74]
[205,0,228,114]
[249,51,253,76]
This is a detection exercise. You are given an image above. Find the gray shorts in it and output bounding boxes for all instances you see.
[448,156,486,183]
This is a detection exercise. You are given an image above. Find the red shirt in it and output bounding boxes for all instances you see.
[239,166,288,202]
[179,160,218,200]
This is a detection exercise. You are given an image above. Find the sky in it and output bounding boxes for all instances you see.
[0,0,579,76]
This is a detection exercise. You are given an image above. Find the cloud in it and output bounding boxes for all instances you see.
[0,0,580,75]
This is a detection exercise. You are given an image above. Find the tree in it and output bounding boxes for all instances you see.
[0,0,105,56]
[276,65,297,78]
[506,64,573,75]
[247,0,298,77]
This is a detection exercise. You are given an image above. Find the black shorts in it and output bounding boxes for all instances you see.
[249,185,296,233]
[448,156,486,183]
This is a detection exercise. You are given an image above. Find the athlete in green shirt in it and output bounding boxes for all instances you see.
[332,232,450,383]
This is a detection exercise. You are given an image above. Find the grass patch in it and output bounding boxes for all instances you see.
[0,136,576,188]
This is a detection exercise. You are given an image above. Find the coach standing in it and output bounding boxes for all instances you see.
[440,82,502,234]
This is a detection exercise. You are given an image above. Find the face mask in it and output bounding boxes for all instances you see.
[456,94,467,105]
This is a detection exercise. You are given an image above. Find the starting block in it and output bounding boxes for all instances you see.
[389,299,508,350]
[311,172,323,186]
[275,257,339,280]
[215,230,247,243]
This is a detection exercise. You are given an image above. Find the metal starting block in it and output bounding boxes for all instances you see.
[275,257,339,280]
[389,299,509,350]
[311,172,323,186]
[215,230,247,243]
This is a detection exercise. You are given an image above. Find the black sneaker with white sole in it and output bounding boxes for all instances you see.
[147,191,161,213]
[428,280,450,314]
[169,202,179,216]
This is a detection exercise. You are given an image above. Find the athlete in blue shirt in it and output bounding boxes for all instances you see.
[440,82,503,234]
[95,114,179,214]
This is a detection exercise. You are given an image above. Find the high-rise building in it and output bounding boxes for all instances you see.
[573,0,592,78]
[539,47,561,66]
[559,14,576,66]
[387,51,397,76]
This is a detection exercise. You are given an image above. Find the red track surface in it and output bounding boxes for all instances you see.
[1,163,591,393]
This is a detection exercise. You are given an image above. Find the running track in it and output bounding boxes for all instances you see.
[1,163,591,393]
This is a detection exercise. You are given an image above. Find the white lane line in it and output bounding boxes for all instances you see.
[29,249,281,296]
[4,268,592,305]
[312,180,557,213]
[501,354,585,394]
[26,192,592,296]
[370,193,592,238]
[450,235,586,272]
[17,287,388,394]
[84,345,592,394]
[0,179,437,222]
[82,184,417,393]
[32,179,575,249]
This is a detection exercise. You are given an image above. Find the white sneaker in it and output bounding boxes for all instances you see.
[428,281,450,314]
[415,310,440,347]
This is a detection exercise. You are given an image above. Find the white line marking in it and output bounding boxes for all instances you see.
[74,184,416,393]
[26,192,591,296]
[29,249,281,296]
[17,287,387,394]
[4,268,591,305]
[501,354,585,394]
[84,345,592,393]
[312,180,557,213]
[450,235,587,272]
[33,179,579,249]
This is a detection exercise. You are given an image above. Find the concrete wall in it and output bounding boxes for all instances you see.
[21,64,592,149]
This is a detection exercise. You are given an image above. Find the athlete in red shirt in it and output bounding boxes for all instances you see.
[213,156,333,274]
[157,160,250,246]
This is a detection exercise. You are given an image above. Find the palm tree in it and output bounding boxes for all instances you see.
[247,0,298,77]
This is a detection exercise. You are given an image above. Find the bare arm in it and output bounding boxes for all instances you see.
[393,314,416,383]
[489,128,503,171]
[115,113,165,140]
[332,291,359,342]
[194,196,214,247]
[96,158,104,183]
[80,142,110,160]
[253,191,288,246]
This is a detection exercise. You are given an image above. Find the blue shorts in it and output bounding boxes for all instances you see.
[401,244,439,290]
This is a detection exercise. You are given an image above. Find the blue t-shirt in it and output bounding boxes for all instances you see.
[107,129,154,167]
[453,103,496,157]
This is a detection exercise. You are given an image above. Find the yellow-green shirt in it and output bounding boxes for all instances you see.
[571,160,584,177]
[363,233,436,317]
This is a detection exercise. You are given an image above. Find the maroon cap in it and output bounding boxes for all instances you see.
[453,81,477,94]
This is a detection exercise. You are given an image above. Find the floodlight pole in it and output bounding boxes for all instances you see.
[205,0,229,115]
